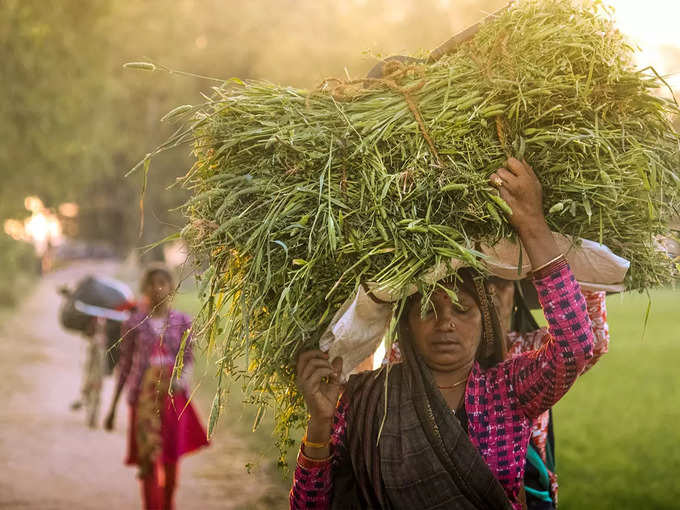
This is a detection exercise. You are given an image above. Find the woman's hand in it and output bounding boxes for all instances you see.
[296,350,343,455]
[489,157,562,269]
[488,157,545,234]
[297,350,343,424]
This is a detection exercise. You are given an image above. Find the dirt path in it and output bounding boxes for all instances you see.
[0,261,288,510]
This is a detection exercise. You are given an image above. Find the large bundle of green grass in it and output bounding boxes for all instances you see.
[152,0,680,459]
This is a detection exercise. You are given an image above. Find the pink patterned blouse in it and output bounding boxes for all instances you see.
[506,289,609,501]
[290,264,600,510]
[115,308,193,406]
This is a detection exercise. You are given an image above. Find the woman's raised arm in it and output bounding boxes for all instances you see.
[488,158,595,418]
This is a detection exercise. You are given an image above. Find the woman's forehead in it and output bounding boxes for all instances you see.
[149,271,171,284]
[436,286,474,301]
[414,285,475,304]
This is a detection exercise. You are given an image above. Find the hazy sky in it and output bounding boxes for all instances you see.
[613,0,680,88]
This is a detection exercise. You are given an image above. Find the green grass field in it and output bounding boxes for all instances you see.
[174,287,680,509]
[554,288,680,510]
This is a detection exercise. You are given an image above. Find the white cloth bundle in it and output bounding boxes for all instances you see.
[319,234,630,379]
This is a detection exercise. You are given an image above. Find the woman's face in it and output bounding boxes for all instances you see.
[406,285,482,372]
[145,271,172,306]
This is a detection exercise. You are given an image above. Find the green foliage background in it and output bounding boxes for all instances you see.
[0,0,506,300]
[0,0,506,240]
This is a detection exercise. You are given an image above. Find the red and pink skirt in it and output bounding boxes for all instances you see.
[126,369,209,474]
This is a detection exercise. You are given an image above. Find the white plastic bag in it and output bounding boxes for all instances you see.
[318,285,392,380]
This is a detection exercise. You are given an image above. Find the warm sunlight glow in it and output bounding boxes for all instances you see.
[612,0,680,89]
[58,202,79,218]
[24,196,44,213]
[4,195,63,255]
[25,211,61,244]
[3,219,26,241]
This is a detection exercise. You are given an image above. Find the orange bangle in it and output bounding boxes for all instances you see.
[302,433,330,449]
[298,449,332,467]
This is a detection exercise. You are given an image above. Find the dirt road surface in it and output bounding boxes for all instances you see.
[0,261,288,510]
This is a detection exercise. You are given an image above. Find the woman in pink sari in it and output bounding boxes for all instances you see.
[105,264,209,510]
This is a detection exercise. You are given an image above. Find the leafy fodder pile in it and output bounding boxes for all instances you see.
[149,0,680,462]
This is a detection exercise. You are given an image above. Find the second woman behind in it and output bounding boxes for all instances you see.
[105,264,209,510]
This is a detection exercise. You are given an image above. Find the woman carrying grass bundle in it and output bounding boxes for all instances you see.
[380,278,610,509]
[291,158,599,509]
[105,264,209,510]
